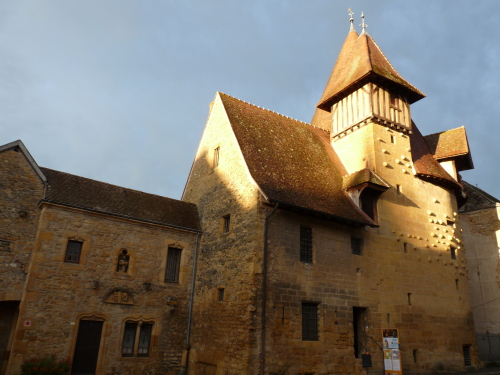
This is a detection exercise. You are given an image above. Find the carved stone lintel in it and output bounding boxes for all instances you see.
[103,289,134,305]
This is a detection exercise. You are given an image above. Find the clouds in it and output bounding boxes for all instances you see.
[0,1,498,199]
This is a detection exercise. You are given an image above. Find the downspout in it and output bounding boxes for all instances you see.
[261,203,279,375]
[178,232,201,375]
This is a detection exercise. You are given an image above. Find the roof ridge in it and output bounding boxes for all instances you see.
[40,167,191,205]
[463,180,500,204]
[217,92,330,133]
[424,126,465,138]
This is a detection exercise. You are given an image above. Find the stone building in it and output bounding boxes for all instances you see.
[0,17,490,375]
[183,21,479,375]
[0,140,201,375]
[460,182,500,363]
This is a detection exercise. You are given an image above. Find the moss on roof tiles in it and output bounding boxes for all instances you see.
[40,167,200,231]
[218,93,371,225]
[317,32,424,110]
[424,126,469,159]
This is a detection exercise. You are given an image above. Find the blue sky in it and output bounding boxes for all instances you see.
[1,1,499,200]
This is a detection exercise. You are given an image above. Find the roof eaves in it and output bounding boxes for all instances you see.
[39,199,202,233]
[268,198,376,228]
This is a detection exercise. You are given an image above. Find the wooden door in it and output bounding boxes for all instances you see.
[72,320,103,375]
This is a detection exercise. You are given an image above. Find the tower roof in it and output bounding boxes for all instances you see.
[317,31,425,111]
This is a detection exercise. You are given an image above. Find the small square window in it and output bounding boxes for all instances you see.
[351,237,362,255]
[302,302,319,341]
[390,94,399,108]
[213,147,220,168]
[222,215,231,233]
[300,226,312,263]
[65,240,83,263]
[165,247,182,283]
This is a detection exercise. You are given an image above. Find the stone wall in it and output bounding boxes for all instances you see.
[0,148,44,301]
[183,94,265,374]
[6,204,198,375]
[0,148,45,374]
[461,205,500,362]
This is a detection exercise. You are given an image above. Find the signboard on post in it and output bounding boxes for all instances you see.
[383,329,402,375]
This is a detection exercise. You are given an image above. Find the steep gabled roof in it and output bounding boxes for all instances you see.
[218,93,373,226]
[460,181,500,212]
[424,126,473,171]
[317,31,425,111]
[409,122,467,207]
[40,167,201,231]
[0,140,46,183]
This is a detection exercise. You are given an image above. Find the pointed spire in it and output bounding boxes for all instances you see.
[316,27,425,111]
[360,12,368,34]
[348,7,355,32]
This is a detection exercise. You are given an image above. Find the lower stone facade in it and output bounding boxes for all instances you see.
[4,204,198,375]
[461,204,500,363]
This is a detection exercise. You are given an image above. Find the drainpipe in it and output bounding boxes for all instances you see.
[178,232,201,375]
[261,203,279,375]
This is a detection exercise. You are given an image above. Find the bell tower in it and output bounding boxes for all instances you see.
[312,12,425,175]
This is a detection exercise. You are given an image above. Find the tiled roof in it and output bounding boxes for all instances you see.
[40,167,201,231]
[424,126,473,171]
[460,181,500,212]
[218,93,373,226]
[409,123,467,207]
[343,168,390,190]
[317,31,425,111]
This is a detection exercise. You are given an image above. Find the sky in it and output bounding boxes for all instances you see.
[1,1,499,201]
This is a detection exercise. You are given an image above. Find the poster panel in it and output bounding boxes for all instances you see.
[383,329,402,375]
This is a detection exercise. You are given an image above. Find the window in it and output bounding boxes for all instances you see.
[218,288,224,302]
[122,321,153,357]
[391,135,396,144]
[300,226,312,263]
[351,237,362,255]
[390,94,399,109]
[360,189,378,221]
[408,293,412,306]
[463,345,471,366]
[222,215,230,233]
[396,184,402,194]
[65,240,83,263]
[403,242,408,253]
[413,349,418,363]
[450,246,457,260]
[302,302,319,341]
[164,247,182,283]
[213,146,220,168]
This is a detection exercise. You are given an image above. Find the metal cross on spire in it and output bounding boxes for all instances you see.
[360,12,368,33]
[348,7,355,31]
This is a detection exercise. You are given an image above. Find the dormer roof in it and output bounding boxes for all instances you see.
[424,126,473,171]
[317,31,425,111]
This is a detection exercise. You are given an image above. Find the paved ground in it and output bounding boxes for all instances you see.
[449,367,500,375]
